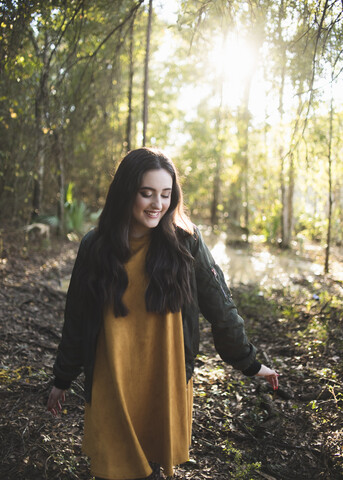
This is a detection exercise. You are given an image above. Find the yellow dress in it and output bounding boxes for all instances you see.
[82,234,193,479]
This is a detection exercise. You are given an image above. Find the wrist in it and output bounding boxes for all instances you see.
[53,376,71,390]
[242,360,261,377]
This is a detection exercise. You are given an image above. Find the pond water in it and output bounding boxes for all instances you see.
[201,228,343,289]
[59,229,343,292]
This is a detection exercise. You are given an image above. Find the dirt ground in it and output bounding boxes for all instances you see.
[0,229,342,479]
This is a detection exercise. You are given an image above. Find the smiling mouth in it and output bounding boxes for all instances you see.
[145,210,160,218]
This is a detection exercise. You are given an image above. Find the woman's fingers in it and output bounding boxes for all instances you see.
[47,387,66,415]
[256,364,279,390]
[265,373,279,390]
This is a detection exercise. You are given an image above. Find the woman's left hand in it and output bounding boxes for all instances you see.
[255,364,279,390]
[47,386,66,416]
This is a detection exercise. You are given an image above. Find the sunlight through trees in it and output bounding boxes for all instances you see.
[1,0,343,272]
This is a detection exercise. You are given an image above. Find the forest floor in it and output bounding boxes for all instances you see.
[0,227,342,480]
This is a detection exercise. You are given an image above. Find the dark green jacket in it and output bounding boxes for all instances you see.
[53,227,259,402]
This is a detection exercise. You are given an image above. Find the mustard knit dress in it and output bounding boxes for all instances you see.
[82,234,193,479]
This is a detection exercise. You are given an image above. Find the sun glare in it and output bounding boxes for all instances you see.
[206,32,298,125]
[173,32,265,121]
[209,33,259,109]
[154,4,343,135]
[212,34,256,82]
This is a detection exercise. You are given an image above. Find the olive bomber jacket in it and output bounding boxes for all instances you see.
[53,226,261,402]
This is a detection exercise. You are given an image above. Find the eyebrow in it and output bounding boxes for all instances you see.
[139,186,172,191]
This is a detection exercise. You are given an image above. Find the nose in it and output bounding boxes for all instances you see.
[151,195,162,209]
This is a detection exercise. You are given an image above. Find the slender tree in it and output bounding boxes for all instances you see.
[210,30,225,226]
[31,33,50,221]
[28,1,84,220]
[126,14,136,151]
[142,0,153,146]
[54,129,65,236]
[276,0,287,245]
[324,69,335,273]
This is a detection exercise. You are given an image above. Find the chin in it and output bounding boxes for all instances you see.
[147,220,160,228]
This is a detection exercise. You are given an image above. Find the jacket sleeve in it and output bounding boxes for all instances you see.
[192,228,260,373]
[53,232,92,389]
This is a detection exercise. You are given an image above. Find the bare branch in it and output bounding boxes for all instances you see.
[301,0,330,137]
[88,0,144,61]
[58,0,144,90]
[46,0,85,69]
[28,27,40,58]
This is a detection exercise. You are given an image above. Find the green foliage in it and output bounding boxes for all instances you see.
[64,200,88,235]
[34,215,60,228]
[255,202,282,243]
[1,0,343,271]
[89,208,102,224]
[63,183,88,235]
[224,441,261,479]
[296,213,326,242]
[34,183,89,236]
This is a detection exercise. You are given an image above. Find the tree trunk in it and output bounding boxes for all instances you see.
[324,79,334,274]
[279,63,286,244]
[281,88,302,248]
[32,105,47,220]
[277,0,288,247]
[240,78,252,241]
[126,15,135,151]
[142,0,153,147]
[280,154,286,243]
[281,154,295,248]
[31,129,45,220]
[31,38,49,222]
[211,151,222,226]
[54,130,65,237]
[210,66,224,226]
[230,58,254,237]
[285,153,294,246]
[229,27,261,236]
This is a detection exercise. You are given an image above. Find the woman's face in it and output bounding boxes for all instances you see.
[130,169,173,238]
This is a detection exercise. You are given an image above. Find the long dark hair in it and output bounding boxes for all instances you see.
[87,147,194,317]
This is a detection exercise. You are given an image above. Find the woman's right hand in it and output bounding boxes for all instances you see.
[255,364,279,390]
[47,386,66,416]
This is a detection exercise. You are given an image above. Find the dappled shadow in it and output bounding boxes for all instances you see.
[0,235,342,479]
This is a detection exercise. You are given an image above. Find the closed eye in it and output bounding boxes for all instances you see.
[139,191,171,199]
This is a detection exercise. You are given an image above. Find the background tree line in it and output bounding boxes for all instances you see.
[1,0,343,271]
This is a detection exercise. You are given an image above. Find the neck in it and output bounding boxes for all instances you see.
[129,227,150,239]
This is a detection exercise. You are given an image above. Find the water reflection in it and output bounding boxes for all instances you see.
[202,229,330,288]
[58,228,342,293]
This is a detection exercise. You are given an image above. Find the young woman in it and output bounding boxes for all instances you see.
[47,147,278,480]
